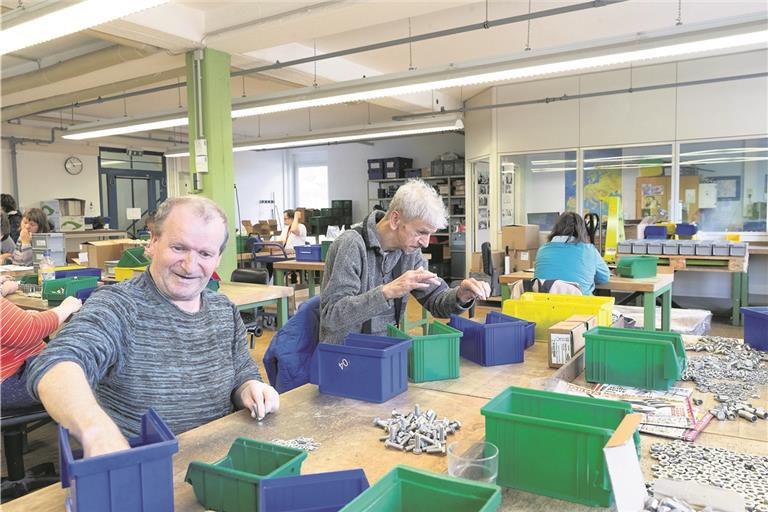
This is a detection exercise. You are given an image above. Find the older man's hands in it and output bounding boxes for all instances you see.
[239,380,280,421]
[456,278,491,303]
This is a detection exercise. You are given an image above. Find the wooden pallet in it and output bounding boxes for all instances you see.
[617,253,748,273]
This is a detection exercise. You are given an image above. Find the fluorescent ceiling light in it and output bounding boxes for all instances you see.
[165,117,463,158]
[0,0,169,55]
[231,15,767,118]
[62,13,767,140]
[62,113,187,140]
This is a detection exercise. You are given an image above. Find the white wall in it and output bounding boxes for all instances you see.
[235,132,465,224]
[464,49,768,299]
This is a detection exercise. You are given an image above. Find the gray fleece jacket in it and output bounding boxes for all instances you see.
[319,210,469,344]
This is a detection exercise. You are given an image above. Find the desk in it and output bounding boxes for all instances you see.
[6,282,294,329]
[499,271,674,332]
[273,259,325,297]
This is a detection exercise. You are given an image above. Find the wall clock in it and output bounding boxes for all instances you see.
[65,156,83,175]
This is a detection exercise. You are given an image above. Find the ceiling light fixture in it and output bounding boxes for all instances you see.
[62,113,187,140]
[62,13,766,140]
[0,0,169,55]
[164,117,464,158]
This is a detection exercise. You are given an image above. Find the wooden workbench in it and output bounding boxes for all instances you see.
[5,281,295,328]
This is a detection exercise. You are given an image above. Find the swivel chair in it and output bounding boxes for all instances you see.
[1,405,58,500]
[230,269,276,348]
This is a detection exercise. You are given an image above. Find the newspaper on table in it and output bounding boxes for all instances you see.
[0,265,34,272]
[551,380,708,441]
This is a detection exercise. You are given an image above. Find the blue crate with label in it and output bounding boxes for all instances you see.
[449,312,529,366]
[59,408,178,512]
[316,334,412,403]
[295,244,322,261]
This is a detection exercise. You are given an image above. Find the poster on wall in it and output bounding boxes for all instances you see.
[640,183,665,217]
[501,169,515,226]
[474,161,490,252]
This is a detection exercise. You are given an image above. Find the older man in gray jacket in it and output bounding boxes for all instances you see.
[320,179,490,344]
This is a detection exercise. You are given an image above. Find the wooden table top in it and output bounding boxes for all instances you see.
[7,371,766,512]
[500,270,675,293]
[273,259,326,271]
[6,282,293,312]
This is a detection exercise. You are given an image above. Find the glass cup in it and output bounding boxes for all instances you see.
[447,440,499,484]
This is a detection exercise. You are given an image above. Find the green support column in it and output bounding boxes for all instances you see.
[186,48,236,280]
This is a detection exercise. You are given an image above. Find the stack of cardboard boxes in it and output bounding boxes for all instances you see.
[501,224,540,272]
[548,314,597,368]
[40,198,86,231]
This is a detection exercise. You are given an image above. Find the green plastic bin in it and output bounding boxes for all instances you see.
[616,255,658,278]
[236,235,250,253]
[185,438,307,512]
[481,386,637,508]
[42,276,98,306]
[321,240,333,261]
[387,322,461,383]
[339,465,501,512]
[117,246,151,267]
[584,327,686,390]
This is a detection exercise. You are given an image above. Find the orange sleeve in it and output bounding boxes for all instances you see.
[1,298,60,350]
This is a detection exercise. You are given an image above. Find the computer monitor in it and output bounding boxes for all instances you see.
[527,212,561,232]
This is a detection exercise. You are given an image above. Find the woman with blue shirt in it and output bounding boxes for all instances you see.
[534,212,610,295]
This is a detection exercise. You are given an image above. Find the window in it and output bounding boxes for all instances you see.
[582,144,673,222]
[502,150,577,232]
[296,165,329,209]
[680,137,767,232]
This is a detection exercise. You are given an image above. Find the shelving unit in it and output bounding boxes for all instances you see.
[368,176,466,280]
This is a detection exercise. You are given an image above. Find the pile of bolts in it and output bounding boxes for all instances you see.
[373,404,460,455]
[683,336,768,423]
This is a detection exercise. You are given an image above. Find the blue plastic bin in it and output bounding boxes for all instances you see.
[295,244,322,261]
[644,226,668,239]
[259,469,369,512]
[448,312,528,366]
[59,408,178,512]
[741,307,768,351]
[483,312,535,349]
[316,334,412,402]
[74,286,97,302]
[55,267,102,279]
[675,223,697,236]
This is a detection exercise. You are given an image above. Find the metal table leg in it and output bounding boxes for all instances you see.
[732,272,742,326]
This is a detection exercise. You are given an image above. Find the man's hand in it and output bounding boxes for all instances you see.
[79,415,130,458]
[1,278,19,297]
[0,253,11,263]
[19,221,31,245]
[382,268,441,300]
[238,380,279,421]
[456,278,491,303]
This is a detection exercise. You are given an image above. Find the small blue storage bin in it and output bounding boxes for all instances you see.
[55,267,102,279]
[259,469,369,512]
[74,286,98,302]
[316,334,412,403]
[59,408,178,512]
[295,244,322,261]
[484,311,535,349]
[449,312,529,366]
[675,223,697,236]
[741,307,768,351]
[644,226,668,239]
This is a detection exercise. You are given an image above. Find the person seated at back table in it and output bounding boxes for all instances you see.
[280,209,306,252]
[26,196,279,458]
[320,179,491,344]
[0,208,50,266]
[534,211,610,295]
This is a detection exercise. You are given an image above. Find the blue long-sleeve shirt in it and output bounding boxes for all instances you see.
[534,238,610,295]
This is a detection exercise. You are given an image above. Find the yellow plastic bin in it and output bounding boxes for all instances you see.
[115,266,147,281]
[502,293,614,341]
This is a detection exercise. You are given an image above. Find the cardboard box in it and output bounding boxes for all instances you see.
[548,320,588,368]
[567,314,597,332]
[512,249,537,271]
[83,239,145,270]
[470,251,504,273]
[241,219,279,237]
[58,216,86,231]
[502,224,540,251]
[40,198,86,217]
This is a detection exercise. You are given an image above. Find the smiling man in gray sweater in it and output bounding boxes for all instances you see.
[320,179,491,344]
[27,196,279,458]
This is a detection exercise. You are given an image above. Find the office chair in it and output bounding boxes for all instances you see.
[1,405,58,500]
[231,269,277,348]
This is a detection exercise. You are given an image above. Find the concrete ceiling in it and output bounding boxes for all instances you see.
[1,0,766,146]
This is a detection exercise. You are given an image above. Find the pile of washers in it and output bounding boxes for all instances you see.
[270,437,321,452]
[373,404,460,455]
[683,336,768,422]
[649,440,768,512]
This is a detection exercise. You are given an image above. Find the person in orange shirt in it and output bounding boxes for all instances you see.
[0,276,82,408]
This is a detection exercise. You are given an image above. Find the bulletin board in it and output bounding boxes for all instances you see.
[635,176,700,221]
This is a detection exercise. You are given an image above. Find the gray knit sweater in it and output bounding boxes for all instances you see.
[319,210,469,344]
[26,271,262,437]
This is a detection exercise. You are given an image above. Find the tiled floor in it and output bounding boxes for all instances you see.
[0,290,748,503]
